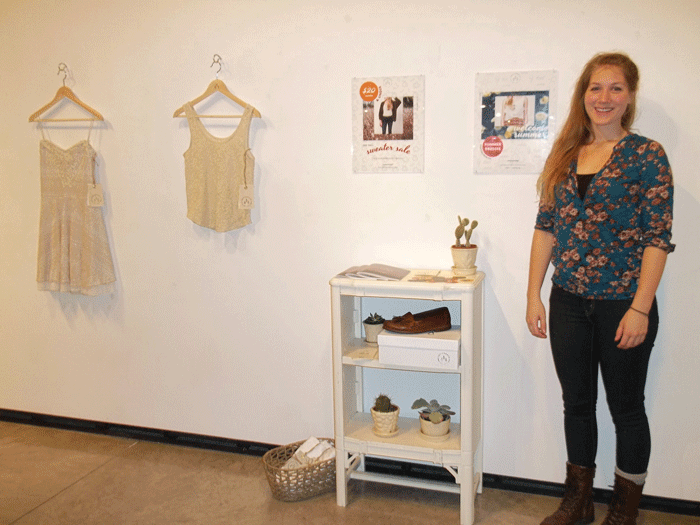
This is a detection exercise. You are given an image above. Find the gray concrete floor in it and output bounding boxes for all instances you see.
[1,421,696,524]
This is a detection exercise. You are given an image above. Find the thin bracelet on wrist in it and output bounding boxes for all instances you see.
[629,306,649,317]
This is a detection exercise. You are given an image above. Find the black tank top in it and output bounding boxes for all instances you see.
[577,173,595,199]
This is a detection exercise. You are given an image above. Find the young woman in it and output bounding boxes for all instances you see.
[526,52,675,525]
[378,96,401,135]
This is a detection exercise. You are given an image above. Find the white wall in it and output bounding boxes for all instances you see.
[1,0,698,501]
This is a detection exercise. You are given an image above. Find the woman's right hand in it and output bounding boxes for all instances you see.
[526,230,554,339]
[526,298,547,338]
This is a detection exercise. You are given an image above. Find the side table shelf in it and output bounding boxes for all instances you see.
[330,270,485,525]
[342,337,464,372]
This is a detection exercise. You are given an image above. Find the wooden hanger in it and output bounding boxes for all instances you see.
[173,55,261,119]
[28,64,104,122]
[173,79,261,119]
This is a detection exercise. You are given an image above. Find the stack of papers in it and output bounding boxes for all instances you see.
[338,263,409,281]
[282,437,336,470]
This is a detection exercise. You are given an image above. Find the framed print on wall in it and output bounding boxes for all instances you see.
[352,75,424,173]
[475,70,557,174]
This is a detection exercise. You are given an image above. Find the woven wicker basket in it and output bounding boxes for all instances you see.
[262,439,336,502]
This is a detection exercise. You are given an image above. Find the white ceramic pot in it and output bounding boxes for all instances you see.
[371,406,400,437]
[419,414,451,439]
[451,245,478,275]
[363,322,383,345]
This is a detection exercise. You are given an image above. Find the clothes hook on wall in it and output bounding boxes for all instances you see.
[57,63,68,86]
[211,54,222,79]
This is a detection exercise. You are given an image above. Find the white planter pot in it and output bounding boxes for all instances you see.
[419,415,451,442]
[371,406,400,437]
[451,245,478,275]
[363,322,383,346]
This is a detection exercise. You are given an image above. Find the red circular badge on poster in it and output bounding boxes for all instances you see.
[482,136,504,158]
[360,82,378,102]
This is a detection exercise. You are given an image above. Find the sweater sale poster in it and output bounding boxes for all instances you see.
[352,75,424,173]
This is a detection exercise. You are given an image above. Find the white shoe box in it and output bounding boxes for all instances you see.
[377,328,460,370]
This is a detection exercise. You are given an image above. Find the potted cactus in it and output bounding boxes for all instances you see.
[363,312,385,346]
[451,215,478,275]
[370,394,400,437]
[412,398,455,440]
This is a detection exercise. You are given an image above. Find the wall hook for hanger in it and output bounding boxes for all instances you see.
[210,54,222,79]
[57,63,68,86]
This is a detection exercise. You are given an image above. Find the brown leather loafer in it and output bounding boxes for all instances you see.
[382,307,451,334]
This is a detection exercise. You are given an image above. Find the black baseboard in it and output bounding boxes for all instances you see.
[2,409,698,517]
[0,409,274,456]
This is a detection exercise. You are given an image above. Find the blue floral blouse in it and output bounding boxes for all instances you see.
[535,134,675,299]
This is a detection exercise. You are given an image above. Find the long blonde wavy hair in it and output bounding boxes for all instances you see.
[537,52,640,204]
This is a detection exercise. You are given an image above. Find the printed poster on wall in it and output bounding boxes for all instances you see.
[352,75,424,173]
[475,70,557,174]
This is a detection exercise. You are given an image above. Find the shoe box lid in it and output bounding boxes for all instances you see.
[377,328,460,351]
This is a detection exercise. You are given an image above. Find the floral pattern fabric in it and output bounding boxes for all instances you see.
[536,134,674,299]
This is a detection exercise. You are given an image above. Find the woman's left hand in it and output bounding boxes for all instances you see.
[615,309,649,349]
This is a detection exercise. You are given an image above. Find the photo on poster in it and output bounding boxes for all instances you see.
[365,96,413,139]
[475,70,557,174]
[352,75,424,173]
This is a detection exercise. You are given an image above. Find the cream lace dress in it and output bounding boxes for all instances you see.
[183,103,254,232]
[36,138,116,295]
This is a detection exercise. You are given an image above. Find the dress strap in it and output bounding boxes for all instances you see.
[182,103,206,135]
[240,105,254,146]
[182,102,197,121]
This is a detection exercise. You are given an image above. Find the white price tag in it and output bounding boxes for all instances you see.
[87,184,104,207]
[239,185,254,209]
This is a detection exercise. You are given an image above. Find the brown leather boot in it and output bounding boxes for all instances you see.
[541,463,595,525]
[601,473,644,525]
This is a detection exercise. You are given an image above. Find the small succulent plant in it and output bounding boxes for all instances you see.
[453,215,478,247]
[363,312,385,325]
[373,393,397,413]
[411,398,455,423]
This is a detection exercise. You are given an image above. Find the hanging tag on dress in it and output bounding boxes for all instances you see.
[239,185,254,209]
[87,184,104,207]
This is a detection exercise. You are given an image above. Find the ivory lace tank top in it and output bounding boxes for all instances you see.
[183,103,254,232]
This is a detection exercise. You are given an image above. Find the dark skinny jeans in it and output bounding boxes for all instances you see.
[549,285,658,475]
